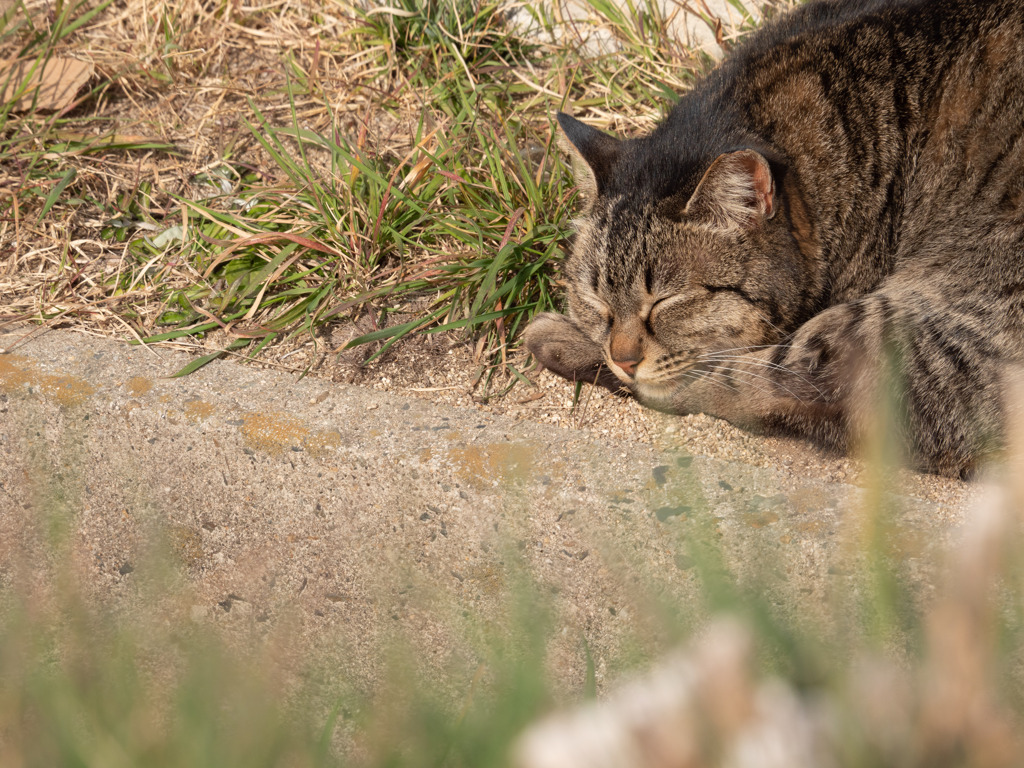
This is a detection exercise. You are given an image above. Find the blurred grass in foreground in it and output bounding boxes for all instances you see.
[0,501,556,768]
[5,449,1024,767]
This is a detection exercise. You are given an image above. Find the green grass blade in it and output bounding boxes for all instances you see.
[170,338,250,377]
[37,168,76,220]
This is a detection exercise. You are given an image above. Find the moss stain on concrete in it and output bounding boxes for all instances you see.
[168,523,204,567]
[446,442,538,488]
[0,353,95,407]
[240,411,309,453]
[304,429,342,456]
[238,411,341,456]
[125,376,153,397]
[183,399,216,422]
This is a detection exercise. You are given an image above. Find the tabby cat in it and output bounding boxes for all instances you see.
[524,0,1024,478]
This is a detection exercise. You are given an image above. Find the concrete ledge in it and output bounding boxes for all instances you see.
[0,328,967,692]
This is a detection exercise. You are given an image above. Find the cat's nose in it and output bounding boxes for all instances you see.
[610,330,644,378]
[614,357,641,377]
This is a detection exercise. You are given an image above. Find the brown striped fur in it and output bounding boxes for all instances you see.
[524,0,1024,477]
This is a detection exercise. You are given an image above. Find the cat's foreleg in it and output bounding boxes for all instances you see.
[647,337,850,453]
[652,302,881,455]
[776,291,1007,476]
[659,291,1004,477]
[523,312,626,392]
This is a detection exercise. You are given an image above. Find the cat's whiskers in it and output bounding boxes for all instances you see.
[657,353,811,403]
[705,365,806,402]
[641,356,780,401]
[633,369,736,406]
[648,358,700,382]
[697,352,827,399]
[699,344,817,376]
[697,343,786,357]
[747,307,792,342]
[635,360,708,394]
[680,369,743,394]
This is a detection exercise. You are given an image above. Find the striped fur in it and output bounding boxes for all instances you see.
[524,0,1024,477]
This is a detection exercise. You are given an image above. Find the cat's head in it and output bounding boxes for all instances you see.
[556,112,814,402]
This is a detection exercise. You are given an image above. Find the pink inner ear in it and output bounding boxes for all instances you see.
[684,148,777,228]
[735,152,775,218]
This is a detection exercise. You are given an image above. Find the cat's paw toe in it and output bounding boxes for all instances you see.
[523,314,591,372]
[523,312,574,345]
[523,313,625,393]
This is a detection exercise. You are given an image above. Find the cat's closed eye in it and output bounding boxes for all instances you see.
[648,295,686,322]
[574,294,612,331]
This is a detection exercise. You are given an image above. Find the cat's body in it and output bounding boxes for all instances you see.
[525,0,1024,477]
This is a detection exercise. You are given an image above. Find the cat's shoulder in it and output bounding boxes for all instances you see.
[743,0,1007,54]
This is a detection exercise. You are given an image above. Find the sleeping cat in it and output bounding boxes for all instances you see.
[524,0,1024,478]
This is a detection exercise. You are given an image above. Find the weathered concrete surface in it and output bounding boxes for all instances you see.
[0,327,968,697]
[517,0,763,58]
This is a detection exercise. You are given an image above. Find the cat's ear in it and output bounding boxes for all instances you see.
[683,149,776,229]
[556,112,621,200]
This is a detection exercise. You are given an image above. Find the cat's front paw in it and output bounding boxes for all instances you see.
[523,313,625,393]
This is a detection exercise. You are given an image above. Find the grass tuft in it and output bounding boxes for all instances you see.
[2,0,715,386]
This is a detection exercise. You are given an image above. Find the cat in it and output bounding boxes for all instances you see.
[523,0,1024,478]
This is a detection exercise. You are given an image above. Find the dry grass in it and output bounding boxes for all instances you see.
[0,0,772,381]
